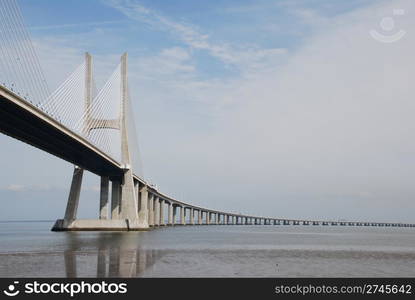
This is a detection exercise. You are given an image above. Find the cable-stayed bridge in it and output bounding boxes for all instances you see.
[0,0,413,230]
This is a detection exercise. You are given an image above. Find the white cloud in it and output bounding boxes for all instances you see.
[29,20,128,31]
[3,184,25,192]
[1,184,58,192]
[106,0,287,73]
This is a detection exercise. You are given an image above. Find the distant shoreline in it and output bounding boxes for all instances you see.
[0,220,54,223]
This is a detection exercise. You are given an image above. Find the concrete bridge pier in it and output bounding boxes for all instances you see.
[180,206,185,225]
[190,208,194,225]
[153,196,160,226]
[148,194,154,226]
[198,210,203,225]
[111,180,121,219]
[167,203,173,225]
[99,176,109,219]
[159,199,165,225]
[172,205,177,225]
[54,166,84,229]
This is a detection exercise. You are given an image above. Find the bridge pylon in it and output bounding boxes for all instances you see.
[52,53,149,231]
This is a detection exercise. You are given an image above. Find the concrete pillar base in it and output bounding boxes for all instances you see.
[51,219,150,231]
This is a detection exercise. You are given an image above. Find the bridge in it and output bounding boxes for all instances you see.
[0,0,413,230]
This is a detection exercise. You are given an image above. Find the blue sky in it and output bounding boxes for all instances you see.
[1,0,415,223]
[21,0,377,80]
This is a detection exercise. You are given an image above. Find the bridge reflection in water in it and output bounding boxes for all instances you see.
[62,233,160,278]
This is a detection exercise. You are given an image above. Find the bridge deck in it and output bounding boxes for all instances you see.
[0,87,123,177]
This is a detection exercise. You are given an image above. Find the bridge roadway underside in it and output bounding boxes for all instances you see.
[0,95,123,177]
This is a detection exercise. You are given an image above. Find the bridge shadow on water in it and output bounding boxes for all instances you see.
[62,233,161,278]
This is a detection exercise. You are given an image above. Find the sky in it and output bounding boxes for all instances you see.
[0,0,414,222]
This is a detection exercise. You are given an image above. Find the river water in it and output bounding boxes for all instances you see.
[0,221,414,277]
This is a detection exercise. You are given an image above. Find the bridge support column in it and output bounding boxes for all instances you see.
[190,208,194,225]
[52,167,83,231]
[119,169,138,218]
[64,166,84,221]
[180,206,186,225]
[99,176,109,219]
[168,203,173,225]
[154,196,160,226]
[206,212,210,225]
[148,194,154,226]
[111,181,121,219]
[198,210,203,225]
[173,206,177,225]
[159,199,165,225]
[134,184,149,228]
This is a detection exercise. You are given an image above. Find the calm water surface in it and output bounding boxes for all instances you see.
[0,221,414,277]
